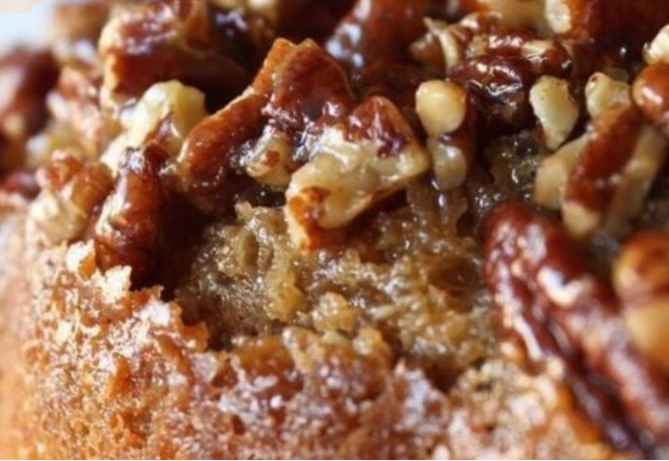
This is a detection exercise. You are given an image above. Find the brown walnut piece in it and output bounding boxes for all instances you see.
[93,144,167,286]
[485,202,669,449]
[99,0,251,110]
[30,150,113,244]
[0,48,58,141]
[633,62,669,135]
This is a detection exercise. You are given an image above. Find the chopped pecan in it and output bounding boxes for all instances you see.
[30,150,113,244]
[0,48,58,140]
[529,76,579,149]
[325,0,429,71]
[456,0,546,29]
[644,24,669,65]
[614,230,669,372]
[103,81,207,174]
[544,0,669,47]
[563,105,667,238]
[584,72,631,119]
[448,26,572,136]
[47,67,114,158]
[175,93,267,211]
[99,0,249,110]
[93,144,167,286]
[485,202,669,449]
[176,39,355,210]
[285,96,429,250]
[416,79,475,190]
[263,39,355,136]
[633,63,669,135]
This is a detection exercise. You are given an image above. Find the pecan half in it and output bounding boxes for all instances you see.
[93,144,167,286]
[485,202,669,448]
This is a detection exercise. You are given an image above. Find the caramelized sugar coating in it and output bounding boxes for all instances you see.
[3,0,669,458]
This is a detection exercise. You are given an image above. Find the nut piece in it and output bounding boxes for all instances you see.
[534,135,587,209]
[93,144,167,286]
[644,24,669,65]
[103,81,207,174]
[562,105,644,238]
[30,150,113,244]
[529,76,579,149]
[614,231,669,372]
[485,202,669,446]
[47,67,113,158]
[285,96,429,251]
[416,80,468,138]
[585,72,631,119]
[463,0,546,29]
[0,49,58,140]
[633,63,669,135]
[99,0,249,110]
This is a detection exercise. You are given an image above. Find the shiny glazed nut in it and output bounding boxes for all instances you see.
[534,135,586,209]
[93,144,167,286]
[563,106,644,238]
[0,49,58,140]
[30,150,113,244]
[102,81,207,174]
[585,72,631,119]
[285,96,429,250]
[614,231,669,372]
[98,0,249,110]
[485,202,669,448]
[47,67,113,158]
[461,0,546,29]
[633,63,669,135]
[416,80,468,137]
[644,24,669,65]
[529,76,579,149]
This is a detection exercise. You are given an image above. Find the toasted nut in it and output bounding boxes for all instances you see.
[94,144,167,286]
[423,18,464,72]
[428,137,469,191]
[633,63,669,135]
[544,0,575,35]
[644,24,669,64]
[467,0,545,29]
[563,105,644,238]
[30,150,113,244]
[285,97,429,250]
[614,231,669,371]
[585,72,631,118]
[243,126,294,188]
[529,76,579,149]
[534,135,587,209]
[416,80,468,137]
[605,126,667,236]
[103,81,207,174]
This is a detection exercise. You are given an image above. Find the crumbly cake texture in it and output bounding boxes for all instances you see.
[1,0,669,458]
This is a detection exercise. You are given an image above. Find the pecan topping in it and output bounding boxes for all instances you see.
[99,0,250,110]
[285,96,429,250]
[485,202,669,449]
[562,105,668,238]
[614,231,669,372]
[30,150,113,244]
[0,48,58,140]
[93,144,167,286]
[633,63,669,135]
